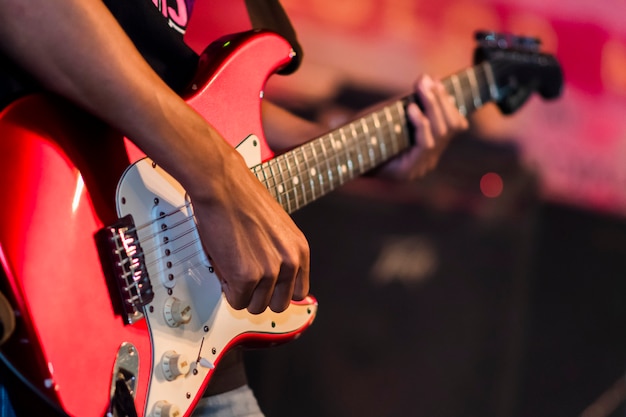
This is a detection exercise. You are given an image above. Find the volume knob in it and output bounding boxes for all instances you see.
[152,400,181,417]
[163,297,192,327]
[161,350,191,381]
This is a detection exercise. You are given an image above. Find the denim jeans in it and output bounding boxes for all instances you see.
[0,385,16,417]
[0,383,262,417]
[192,385,265,417]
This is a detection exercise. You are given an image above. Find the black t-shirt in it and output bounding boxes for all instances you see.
[0,0,300,397]
[0,0,302,109]
[0,0,199,109]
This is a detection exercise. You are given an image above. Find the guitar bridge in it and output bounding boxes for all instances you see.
[97,214,154,324]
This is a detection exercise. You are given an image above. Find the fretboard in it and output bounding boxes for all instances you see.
[252,61,499,214]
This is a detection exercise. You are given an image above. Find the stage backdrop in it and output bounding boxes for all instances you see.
[256,0,626,217]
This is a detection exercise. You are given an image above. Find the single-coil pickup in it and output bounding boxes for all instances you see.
[152,202,206,289]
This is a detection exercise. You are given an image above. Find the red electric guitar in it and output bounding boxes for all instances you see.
[0,30,562,417]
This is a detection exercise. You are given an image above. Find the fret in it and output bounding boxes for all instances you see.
[252,164,264,183]
[292,147,310,207]
[309,140,325,196]
[293,149,309,209]
[287,149,299,200]
[270,158,289,212]
[482,61,499,101]
[348,121,365,175]
[328,133,342,188]
[277,154,296,213]
[383,106,399,157]
[338,126,352,180]
[458,70,475,114]
[449,74,467,116]
[393,101,410,151]
[261,162,279,200]
[300,144,317,202]
[317,136,333,193]
[467,67,482,109]
[340,125,357,180]
[329,131,345,186]
[351,118,366,173]
[310,139,325,195]
[372,110,388,162]
[360,117,377,170]
[283,151,298,210]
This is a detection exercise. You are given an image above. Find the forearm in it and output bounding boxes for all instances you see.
[0,0,239,199]
[262,100,325,152]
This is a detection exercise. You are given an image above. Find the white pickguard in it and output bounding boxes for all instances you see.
[116,135,317,417]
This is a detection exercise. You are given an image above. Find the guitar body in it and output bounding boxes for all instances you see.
[0,31,317,417]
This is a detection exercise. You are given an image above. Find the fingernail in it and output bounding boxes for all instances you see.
[420,74,433,89]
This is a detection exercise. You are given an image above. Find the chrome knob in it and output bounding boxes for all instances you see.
[161,350,191,381]
[163,297,192,327]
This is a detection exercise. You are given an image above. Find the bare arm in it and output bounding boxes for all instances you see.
[262,76,468,179]
[0,0,309,314]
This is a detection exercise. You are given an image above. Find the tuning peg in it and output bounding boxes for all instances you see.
[515,35,542,52]
[475,31,541,52]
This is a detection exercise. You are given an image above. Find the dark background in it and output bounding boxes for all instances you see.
[246,132,626,417]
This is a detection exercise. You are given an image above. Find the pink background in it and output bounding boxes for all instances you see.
[260,0,626,216]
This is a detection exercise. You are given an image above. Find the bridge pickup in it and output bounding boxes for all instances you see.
[98,214,154,324]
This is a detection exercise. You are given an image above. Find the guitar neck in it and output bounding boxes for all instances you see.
[251,61,498,214]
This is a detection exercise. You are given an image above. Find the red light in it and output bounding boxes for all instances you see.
[480,172,503,198]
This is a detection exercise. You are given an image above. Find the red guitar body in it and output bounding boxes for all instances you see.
[0,31,317,417]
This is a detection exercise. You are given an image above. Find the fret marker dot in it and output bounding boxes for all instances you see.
[310,168,317,176]
[293,177,299,186]
[395,124,401,134]
[278,185,284,193]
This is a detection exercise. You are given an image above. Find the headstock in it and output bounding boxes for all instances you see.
[474,31,564,114]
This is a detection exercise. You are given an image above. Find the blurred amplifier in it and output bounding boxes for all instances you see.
[246,136,540,417]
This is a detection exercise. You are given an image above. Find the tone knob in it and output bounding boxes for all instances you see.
[152,400,181,417]
[163,297,192,327]
[161,350,191,381]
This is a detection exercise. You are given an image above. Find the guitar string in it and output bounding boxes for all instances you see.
[265,103,409,212]
[120,118,395,283]
[115,62,507,310]
[267,68,500,212]
[120,67,495,285]
[120,99,410,284]
[253,64,496,213]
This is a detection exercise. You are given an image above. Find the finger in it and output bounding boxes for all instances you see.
[415,75,446,137]
[270,241,309,312]
[268,263,297,313]
[292,254,310,300]
[213,253,269,312]
[247,273,277,315]
[245,247,282,314]
[433,81,468,131]
[219,277,253,311]
[407,103,435,150]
